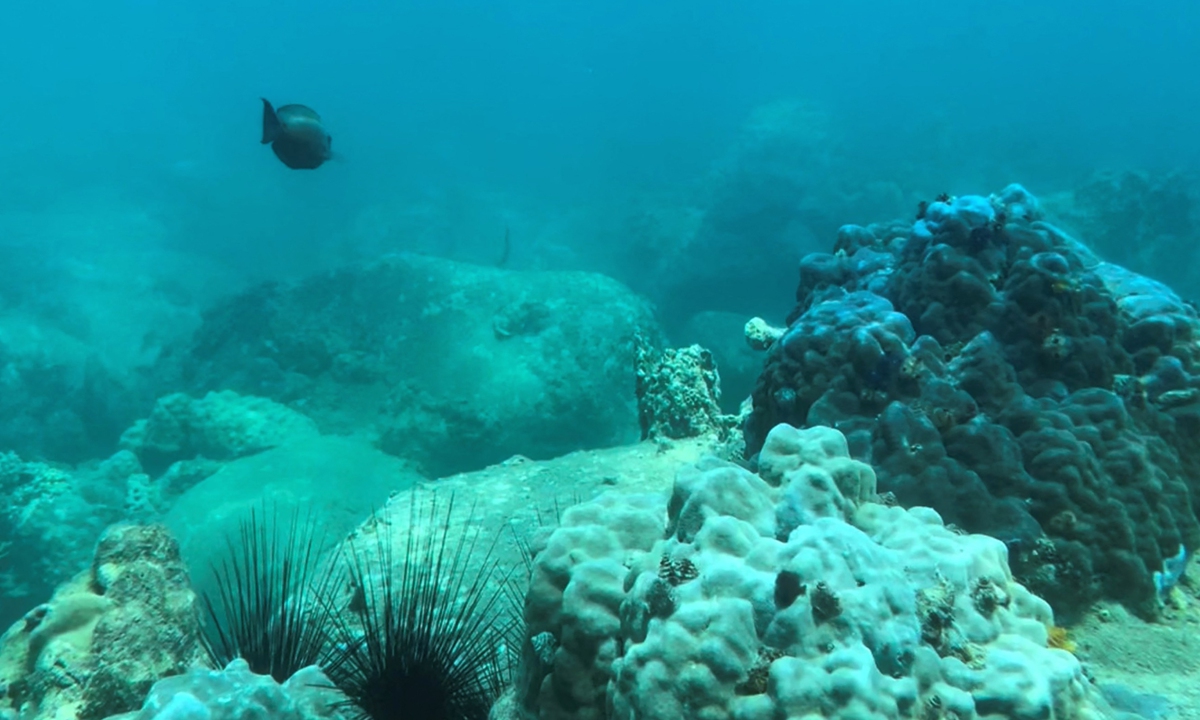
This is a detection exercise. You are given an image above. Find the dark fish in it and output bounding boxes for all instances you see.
[260,98,332,170]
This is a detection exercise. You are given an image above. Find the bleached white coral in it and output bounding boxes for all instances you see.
[517,424,1111,720]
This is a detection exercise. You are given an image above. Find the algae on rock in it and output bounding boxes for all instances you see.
[0,525,201,720]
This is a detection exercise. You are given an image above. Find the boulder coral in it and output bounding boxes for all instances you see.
[745,184,1200,617]
[510,423,1109,720]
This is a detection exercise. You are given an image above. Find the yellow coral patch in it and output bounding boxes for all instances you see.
[1047,625,1076,654]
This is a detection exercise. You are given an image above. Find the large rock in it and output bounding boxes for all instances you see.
[323,434,721,640]
[163,435,421,589]
[159,253,662,476]
[118,391,320,474]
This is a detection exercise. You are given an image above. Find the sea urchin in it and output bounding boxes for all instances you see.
[199,506,337,682]
[323,495,516,720]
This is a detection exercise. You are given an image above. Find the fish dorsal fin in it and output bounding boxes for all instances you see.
[260,98,281,144]
[276,104,322,123]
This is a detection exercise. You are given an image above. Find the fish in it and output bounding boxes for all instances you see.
[260,98,333,170]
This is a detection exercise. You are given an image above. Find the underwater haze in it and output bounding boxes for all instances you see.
[0,0,1197,360]
[2,1,1198,277]
[5,1,1200,719]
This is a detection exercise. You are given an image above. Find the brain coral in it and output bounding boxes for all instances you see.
[744,184,1200,617]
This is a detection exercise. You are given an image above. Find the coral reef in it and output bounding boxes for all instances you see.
[743,316,784,352]
[0,337,142,465]
[0,453,117,632]
[510,423,1109,720]
[154,253,661,477]
[109,659,340,720]
[0,524,201,720]
[118,391,320,474]
[676,311,766,412]
[0,215,210,465]
[634,339,733,442]
[0,390,331,631]
[745,184,1200,617]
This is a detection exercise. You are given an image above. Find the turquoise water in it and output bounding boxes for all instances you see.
[2,2,1200,719]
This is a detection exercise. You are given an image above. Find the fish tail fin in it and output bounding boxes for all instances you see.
[261,98,281,144]
[324,135,344,162]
